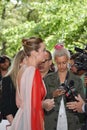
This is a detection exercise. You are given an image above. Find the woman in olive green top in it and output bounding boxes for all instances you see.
[44,44,85,130]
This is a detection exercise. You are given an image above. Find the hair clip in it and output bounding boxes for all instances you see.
[54,44,64,50]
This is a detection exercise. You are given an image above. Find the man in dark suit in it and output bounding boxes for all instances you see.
[67,94,87,130]
[67,74,87,130]
[0,55,11,122]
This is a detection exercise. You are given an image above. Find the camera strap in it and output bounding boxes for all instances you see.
[64,71,69,88]
[59,71,69,89]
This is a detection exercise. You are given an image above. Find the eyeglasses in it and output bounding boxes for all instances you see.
[42,59,51,64]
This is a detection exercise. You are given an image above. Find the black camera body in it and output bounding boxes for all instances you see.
[65,85,78,102]
[60,80,78,102]
[74,46,87,71]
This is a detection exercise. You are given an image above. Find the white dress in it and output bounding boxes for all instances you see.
[7,66,46,130]
[0,119,9,130]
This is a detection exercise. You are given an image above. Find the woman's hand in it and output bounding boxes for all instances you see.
[53,89,65,98]
[42,98,55,111]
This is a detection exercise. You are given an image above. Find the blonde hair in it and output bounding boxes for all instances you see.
[6,50,25,88]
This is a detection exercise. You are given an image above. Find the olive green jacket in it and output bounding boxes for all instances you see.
[44,70,85,130]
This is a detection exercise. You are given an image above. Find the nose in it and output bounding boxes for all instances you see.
[60,63,64,68]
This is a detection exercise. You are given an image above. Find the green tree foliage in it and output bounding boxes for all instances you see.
[0,0,87,57]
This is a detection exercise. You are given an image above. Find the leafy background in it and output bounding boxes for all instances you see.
[0,0,87,57]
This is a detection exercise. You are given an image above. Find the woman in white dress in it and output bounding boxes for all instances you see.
[8,37,54,130]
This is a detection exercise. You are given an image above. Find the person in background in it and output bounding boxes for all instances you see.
[44,44,85,130]
[66,73,87,130]
[0,55,11,123]
[68,50,73,56]
[0,50,25,130]
[0,55,11,79]
[38,50,54,78]
[69,53,87,98]
[9,37,55,130]
[80,72,87,98]
[84,74,87,92]
[69,53,80,75]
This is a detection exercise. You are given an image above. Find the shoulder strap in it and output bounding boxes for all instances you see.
[64,71,69,85]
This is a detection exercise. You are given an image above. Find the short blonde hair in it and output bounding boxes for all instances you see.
[53,47,70,60]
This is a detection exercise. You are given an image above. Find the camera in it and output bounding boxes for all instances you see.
[74,46,87,71]
[0,57,5,63]
[60,80,78,102]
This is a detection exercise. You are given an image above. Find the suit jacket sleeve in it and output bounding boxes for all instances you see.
[1,76,18,118]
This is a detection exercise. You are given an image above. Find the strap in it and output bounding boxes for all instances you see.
[64,71,69,85]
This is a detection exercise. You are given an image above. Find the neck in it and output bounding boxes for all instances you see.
[58,70,68,83]
[1,70,8,77]
[58,70,67,76]
[27,56,37,68]
[41,71,48,78]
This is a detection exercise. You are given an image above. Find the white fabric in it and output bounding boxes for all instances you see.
[0,120,9,130]
[8,66,35,130]
[57,97,68,130]
[6,124,11,130]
